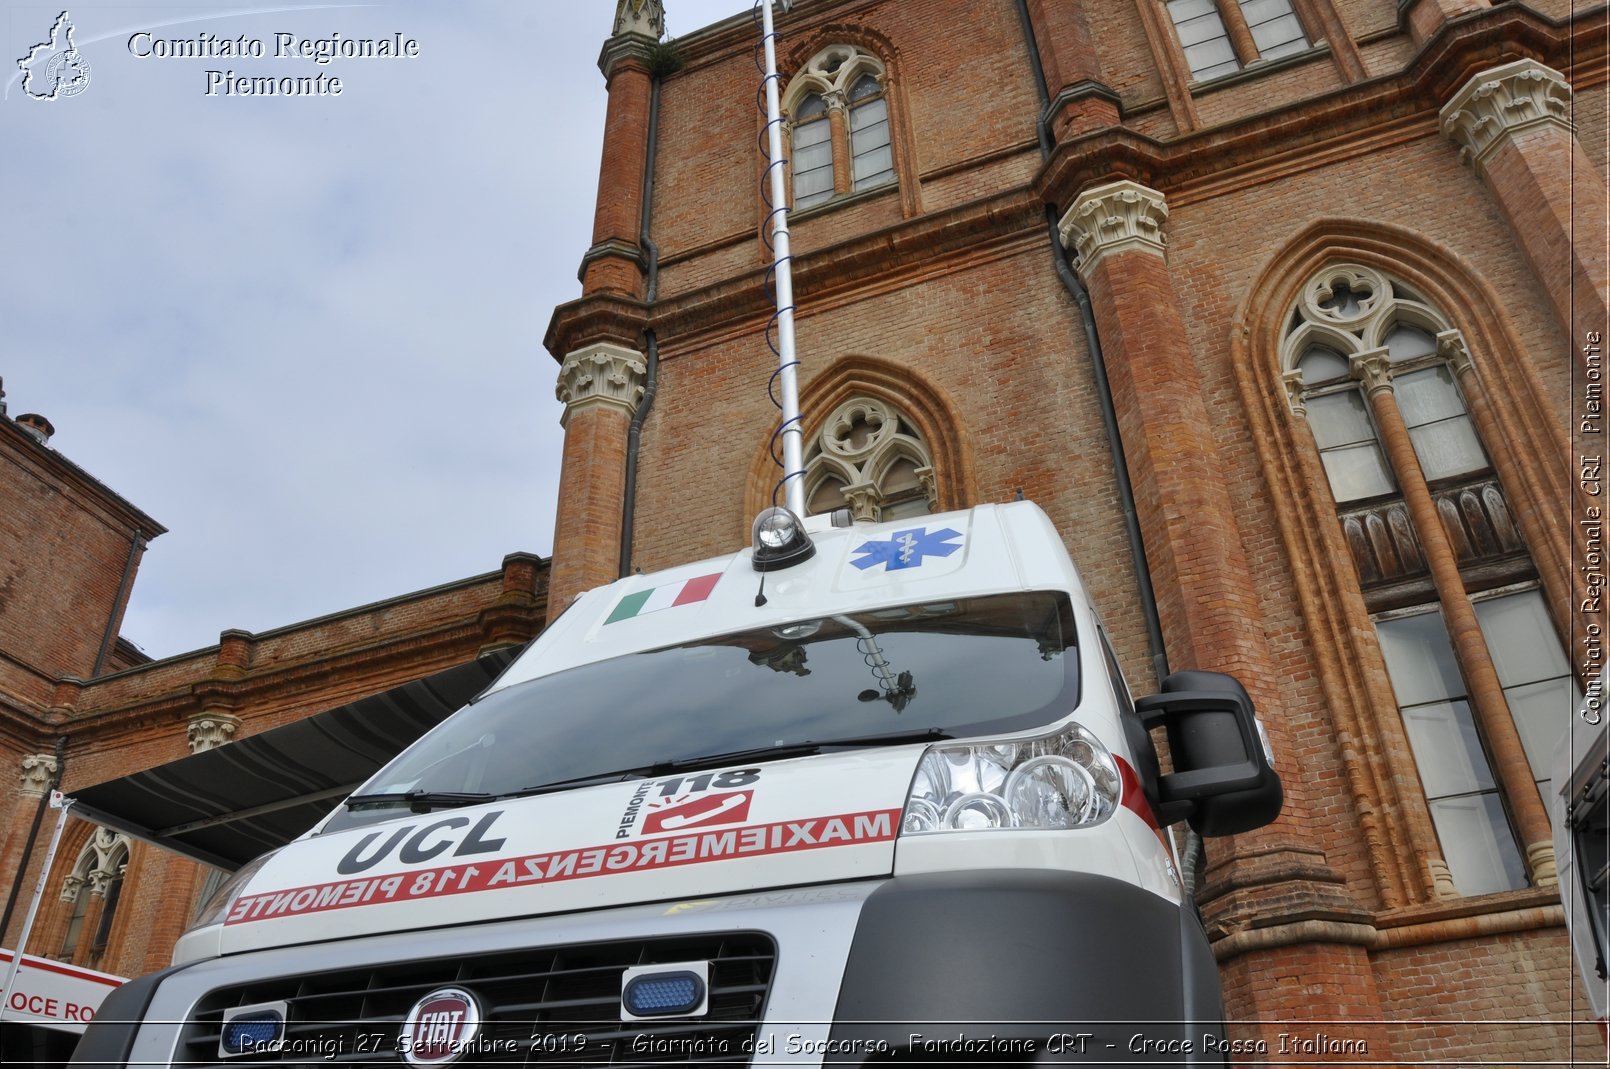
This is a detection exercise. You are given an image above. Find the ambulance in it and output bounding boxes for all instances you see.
[73,502,1281,1066]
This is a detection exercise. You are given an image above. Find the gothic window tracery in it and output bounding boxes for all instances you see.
[58,826,129,962]
[804,397,936,522]
[1283,263,1575,897]
[784,46,895,210]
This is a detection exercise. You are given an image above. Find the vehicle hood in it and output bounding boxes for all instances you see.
[214,748,917,954]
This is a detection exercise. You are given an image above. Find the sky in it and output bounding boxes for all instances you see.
[1,0,751,659]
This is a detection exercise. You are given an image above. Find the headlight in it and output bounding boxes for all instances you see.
[185,850,279,933]
[901,723,1120,834]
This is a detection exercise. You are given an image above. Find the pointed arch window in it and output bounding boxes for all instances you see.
[804,397,936,522]
[1164,0,1310,81]
[785,46,897,211]
[58,827,129,963]
[1284,264,1575,897]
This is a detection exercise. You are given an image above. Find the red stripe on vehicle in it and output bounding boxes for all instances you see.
[671,572,721,606]
[1115,756,1160,830]
[225,808,899,926]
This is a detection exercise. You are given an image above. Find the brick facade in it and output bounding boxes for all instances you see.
[0,0,1601,1061]
[542,0,1606,1060]
[0,399,549,981]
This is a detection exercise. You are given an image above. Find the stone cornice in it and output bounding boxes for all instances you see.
[575,238,646,284]
[544,294,650,361]
[598,34,657,81]
[1034,4,1596,208]
[1440,58,1573,174]
[1057,179,1169,277]
[631,188,1045,351]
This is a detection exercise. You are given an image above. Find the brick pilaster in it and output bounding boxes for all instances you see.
[0,752,57,947]
[583,6,661,299]
[547,343,646,610]
[1441,59,1609,377]
[1058,180,1396,1051]
[1022,0,1120,142]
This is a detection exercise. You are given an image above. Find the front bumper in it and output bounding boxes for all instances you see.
[73,872,1222,1067]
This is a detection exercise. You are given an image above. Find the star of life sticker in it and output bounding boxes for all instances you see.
[18,11,91,101]
[849,526,963,572]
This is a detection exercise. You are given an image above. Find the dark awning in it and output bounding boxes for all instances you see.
[70,648,520,871]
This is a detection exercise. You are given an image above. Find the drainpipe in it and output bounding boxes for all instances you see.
[1015,1,1201,889]
[620,63,663,578]
[93,534,144,677]
[1013,0,1168,684]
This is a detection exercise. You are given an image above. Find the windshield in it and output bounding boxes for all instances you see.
[321,592,1077,833]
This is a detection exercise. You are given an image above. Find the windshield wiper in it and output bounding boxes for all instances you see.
[344,790,497,813]
[509,729,956,799]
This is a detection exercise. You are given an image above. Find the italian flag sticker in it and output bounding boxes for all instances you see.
[605,572,722,624]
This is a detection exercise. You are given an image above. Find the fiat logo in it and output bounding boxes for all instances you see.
[398,987,481,1066]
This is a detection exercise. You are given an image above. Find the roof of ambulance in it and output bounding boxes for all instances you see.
[487,501,1090,692]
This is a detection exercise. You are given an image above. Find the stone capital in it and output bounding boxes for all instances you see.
[557,342,647,425]
[1436,330,1475,378]
[600,0,662,81]
[1281,369,1307,416]
[1350,349,1394,396]
[188,713,241,754]
[59,873,86,903]
[18,752,58,797]
[1057,179,1169,279]
[1440,59,1572,175]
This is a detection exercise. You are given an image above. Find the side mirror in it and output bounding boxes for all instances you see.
[1134,670,1282,837]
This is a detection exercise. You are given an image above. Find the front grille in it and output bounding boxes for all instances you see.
[177,932,776,1067]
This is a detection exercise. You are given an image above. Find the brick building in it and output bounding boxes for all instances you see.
[0,384,549,1061]
[0,0,1602,1064]
[540,0,1604,1061]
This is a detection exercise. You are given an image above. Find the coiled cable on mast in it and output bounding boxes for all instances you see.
[752,0,806,511]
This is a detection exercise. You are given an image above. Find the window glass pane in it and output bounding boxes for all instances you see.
[881,494,932,520]
[850,98,893,190]
[853,146,894,190]
[1376,611,1466,706]
[1297,347,1350,385]
[1385,324,1439,363]
[1182,40,1239,80]
[1503,677,1572,791]
[849,96,886,133]
[1401,699,1494,798]
[1408,417,1486,480]
[791,118,833,207]
[1318,443,1395,502]
[1167,0,1239,78]
[1395,367,1466,426]
[1305,390,1375,448]
[848,73,881,102]
[1428,793,1528,894]
[1240,0,1306,57]
[1475,592,1569,688]
[794,93,827,120]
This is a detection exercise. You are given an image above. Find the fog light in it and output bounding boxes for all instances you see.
[621,963,709,1020]
[219,1002,287,1057]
